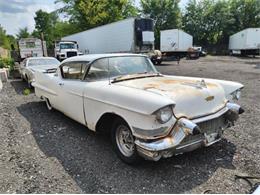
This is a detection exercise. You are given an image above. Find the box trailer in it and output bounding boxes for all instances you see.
[229,28,260,56]
[160,29,198,59]
[18,38,47,60]
[62,18,156,57]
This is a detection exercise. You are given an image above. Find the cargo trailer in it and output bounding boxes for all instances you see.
[62,18,162,64]
[62,18,155,54]
[160,29,199,59]
[229,28,260,56]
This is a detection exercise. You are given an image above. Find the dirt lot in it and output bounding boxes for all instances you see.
[0,56,260,193]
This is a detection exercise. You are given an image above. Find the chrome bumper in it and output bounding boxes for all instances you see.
[135,103,243,161]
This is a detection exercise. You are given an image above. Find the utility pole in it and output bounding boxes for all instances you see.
[40,32,46,57]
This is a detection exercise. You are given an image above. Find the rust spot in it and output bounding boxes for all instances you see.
[143,83,161,90]
[205,82,218,88]
[205,96,215,101]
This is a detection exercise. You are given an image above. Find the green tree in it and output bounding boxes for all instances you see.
[34,9,58,48]
[229,0,260,34]
[0,25,10,49]
[56,0,138,31]
[182,0,260,49]
[16,27,30,39]
[140,0,181,48]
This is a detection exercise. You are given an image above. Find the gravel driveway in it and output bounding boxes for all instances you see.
[0,56,259,193]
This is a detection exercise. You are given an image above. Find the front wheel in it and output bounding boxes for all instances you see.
[111,119,141,164]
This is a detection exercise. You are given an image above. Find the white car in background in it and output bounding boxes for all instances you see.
[19,57,60,87]
[32,54,244,164]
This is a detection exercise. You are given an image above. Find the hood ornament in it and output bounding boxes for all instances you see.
[195,79,207,89]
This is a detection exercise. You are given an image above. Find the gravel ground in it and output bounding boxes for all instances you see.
[0,56,260,193]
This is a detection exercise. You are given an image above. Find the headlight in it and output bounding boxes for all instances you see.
[231,89,241,100]
[155,106,173,124]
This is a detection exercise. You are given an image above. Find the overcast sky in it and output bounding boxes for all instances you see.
[0,0,189,36]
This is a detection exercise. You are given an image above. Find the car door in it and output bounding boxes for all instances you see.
[82,58,109,130]
[56,61,90,125]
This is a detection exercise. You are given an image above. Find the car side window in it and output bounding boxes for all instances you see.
[86,58,109,81]
[61,61,89,80]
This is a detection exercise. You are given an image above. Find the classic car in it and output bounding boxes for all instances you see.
[19,57,60,88]
[32,54,244,164]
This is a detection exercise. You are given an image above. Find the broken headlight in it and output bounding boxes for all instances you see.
[155,105,174,124]
[230,89,241,100]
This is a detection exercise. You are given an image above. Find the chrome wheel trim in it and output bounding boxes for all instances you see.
[115,124,135,157]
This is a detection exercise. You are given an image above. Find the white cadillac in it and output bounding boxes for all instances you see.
[32,54,244,164]
[20,57,60,88]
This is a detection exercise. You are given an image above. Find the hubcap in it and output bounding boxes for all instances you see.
[115,125,135,157]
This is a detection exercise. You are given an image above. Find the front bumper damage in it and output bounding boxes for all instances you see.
[135,103,244,161]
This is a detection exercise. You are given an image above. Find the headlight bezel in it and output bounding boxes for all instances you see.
[154,105,174,124]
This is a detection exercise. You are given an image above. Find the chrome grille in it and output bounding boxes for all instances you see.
[197,115,227,134]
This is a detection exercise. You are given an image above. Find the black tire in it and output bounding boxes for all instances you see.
[25,75,32,88]
[28,81,33,89]
[111,118,141,164]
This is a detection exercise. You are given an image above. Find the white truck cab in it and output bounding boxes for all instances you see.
[54,41,81,61]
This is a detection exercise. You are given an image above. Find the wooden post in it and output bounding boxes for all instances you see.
[41,32,45,57]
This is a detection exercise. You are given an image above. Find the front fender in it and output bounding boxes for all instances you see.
[205,78,244,100]
[83,81,177,139]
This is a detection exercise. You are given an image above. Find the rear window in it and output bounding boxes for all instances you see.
[28,58,60,66]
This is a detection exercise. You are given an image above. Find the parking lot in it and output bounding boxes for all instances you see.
[0,56,260,193]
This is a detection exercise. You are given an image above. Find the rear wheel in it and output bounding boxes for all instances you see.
[28,81,32,89]
[25,75,32,88]
[111,119,141,164]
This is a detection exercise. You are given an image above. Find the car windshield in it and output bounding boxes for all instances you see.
[28,58,60,66]
[60,43,75,49]
[86,56,159,82]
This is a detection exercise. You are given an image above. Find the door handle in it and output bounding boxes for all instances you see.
[59,82,64,86]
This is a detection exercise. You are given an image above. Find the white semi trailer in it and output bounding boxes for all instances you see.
[160,29,199,59]
[229,28,260,56]
[62,18,161,63]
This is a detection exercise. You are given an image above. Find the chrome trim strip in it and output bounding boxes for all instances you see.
[175,139,204,150]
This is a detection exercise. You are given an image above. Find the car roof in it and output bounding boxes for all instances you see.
[27,57,57,60]
[62,53,147,63]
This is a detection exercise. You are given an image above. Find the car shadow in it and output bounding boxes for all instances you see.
[17,100,237,193]
[10,79,34,95]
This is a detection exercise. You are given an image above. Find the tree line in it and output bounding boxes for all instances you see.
[0,0,259,53]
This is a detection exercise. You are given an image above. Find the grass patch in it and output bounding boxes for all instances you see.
[23,88,31,96]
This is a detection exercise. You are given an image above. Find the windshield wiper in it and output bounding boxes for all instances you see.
[111,72,161,83]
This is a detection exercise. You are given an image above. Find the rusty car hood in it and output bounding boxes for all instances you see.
[115,75,227,118]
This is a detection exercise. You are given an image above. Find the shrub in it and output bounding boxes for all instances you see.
[23,88,31,96]
[0,57,15,71]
